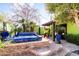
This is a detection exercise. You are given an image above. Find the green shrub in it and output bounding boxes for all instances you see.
[65,34,79,45]
[0,40,4,48]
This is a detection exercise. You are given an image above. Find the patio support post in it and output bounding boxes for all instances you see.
[66,24,67,34]
[52,22,55,41]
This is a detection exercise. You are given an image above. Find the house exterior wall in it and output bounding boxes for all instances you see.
[67,22,79,34]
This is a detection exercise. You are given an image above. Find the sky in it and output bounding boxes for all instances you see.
[0,3,52,25]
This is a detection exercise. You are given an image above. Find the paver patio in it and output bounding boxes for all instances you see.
[52,40,79,56]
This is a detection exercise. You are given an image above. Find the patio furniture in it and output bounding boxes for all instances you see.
[1,31,9,41]
[13,32,42,43]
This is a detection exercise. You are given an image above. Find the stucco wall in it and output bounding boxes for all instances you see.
[67,22,79,34]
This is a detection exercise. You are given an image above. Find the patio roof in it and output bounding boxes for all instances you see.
[42,20,55,26]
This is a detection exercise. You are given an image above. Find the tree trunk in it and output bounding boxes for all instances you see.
[3,22,6,31]
[73,10,79,28]
[22,23,26,32]
[30,27,34,32]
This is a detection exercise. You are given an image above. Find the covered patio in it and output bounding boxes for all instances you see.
[42,20,56,41]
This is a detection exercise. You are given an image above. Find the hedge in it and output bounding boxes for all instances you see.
[65,34,79,45]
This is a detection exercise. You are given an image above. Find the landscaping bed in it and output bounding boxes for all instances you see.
[0,43,36,56]
[0,47,36,56]
[0,38,50,56]
[0,38,64,56]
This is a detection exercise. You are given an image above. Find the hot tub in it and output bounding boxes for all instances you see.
[13,32,42,43]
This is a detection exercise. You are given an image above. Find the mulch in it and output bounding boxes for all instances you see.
[0,43,36,56]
